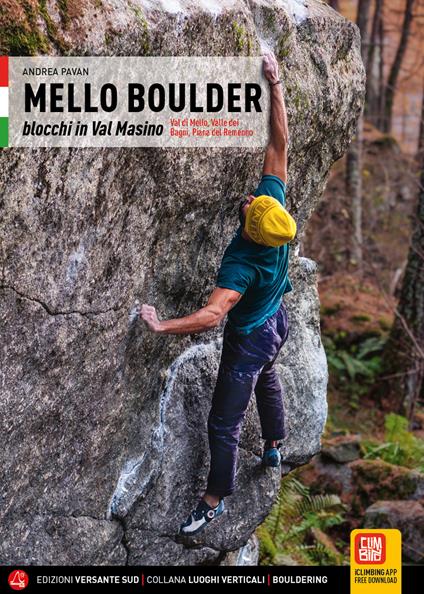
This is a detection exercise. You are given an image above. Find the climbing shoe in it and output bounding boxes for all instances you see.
[262,441,283,467]
[178,498,225,536]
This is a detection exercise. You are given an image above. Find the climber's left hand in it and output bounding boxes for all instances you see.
[262,51,279,85]
[140,304,163,333]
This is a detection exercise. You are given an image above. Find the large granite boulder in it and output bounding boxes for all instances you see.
[0,0,365,564]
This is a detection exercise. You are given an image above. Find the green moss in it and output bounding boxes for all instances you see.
[130,4,150,55]
[39,0,69,52]
[232,21,251,54]
[56,0,70,26]
[1,25,49,55]
[378,318,391,332]
[0,1,72,55]
[246,36,253,56]
[264,9,276,32]
[231,21,253,56]
[355,459,389,480]
[104,30,113,48]
[0,1,49,55]
[285,82,309,112]
[39,0,66,51]
[354,459,417,493]
[277,30,292,59]
[103,27,125,49]
[321,304,342,316]
[351,314,371,323]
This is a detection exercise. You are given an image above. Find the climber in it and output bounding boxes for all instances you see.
[139,51,296,537]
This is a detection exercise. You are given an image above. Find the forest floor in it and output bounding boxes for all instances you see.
[319,273,393,439]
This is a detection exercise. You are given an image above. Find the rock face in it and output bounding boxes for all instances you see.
[0,1,365,564]
[365,500,424,564]
[321,434,362,464]
[299,454,424,502]
[349,459,424,506]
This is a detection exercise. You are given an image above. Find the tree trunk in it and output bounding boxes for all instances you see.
[357,0,372,69]
[344,0,371,271]
[365,0,384,125]
[382,0,415,133]
[377,13,386,129]
[345,110,364,269]
[380,84,424,420]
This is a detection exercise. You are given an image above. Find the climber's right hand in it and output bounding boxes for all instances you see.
[139,304,163,333]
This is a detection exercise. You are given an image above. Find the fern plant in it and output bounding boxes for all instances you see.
[257,470,347,566]
[324,336,385,382]
[362,413,424,472]
[323,335,386,408]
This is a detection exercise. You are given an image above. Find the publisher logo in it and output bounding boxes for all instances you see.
[355,532,386,564]
[8,570,29,590]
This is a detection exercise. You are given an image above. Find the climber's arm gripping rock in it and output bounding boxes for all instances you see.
[139,287,242,335]
[262,52,289,185]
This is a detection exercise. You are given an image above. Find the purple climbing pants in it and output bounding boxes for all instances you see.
[206,299,289,497]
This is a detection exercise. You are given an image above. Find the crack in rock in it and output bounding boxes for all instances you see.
[112,514,130,566]
[1,284,124,318]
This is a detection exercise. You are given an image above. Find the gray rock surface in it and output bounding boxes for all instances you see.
[321,434,362,463]
[220,533,260,566]
[0,0,365,564]
[364,500,424,564]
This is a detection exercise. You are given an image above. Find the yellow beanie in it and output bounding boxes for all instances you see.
[245,195,297,247]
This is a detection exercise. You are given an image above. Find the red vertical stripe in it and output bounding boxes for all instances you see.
[0,56,8,87]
